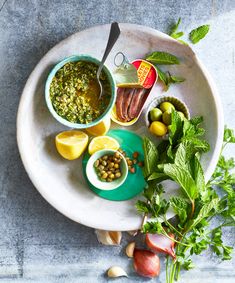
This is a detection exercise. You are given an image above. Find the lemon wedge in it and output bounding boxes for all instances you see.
[86,117,111,136]
[88,136,120,155]
[55,131,88,160]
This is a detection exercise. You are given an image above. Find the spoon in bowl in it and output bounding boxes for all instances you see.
[97,22,120,99]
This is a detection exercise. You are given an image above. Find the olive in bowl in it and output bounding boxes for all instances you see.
[145,96,190,137]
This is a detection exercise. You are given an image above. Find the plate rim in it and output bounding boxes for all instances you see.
[16,23,224,231]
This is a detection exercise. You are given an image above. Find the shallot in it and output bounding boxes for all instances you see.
[133,248,160,278]
[146,233,176,259]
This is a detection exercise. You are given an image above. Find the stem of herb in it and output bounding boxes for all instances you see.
[163,216,184,237]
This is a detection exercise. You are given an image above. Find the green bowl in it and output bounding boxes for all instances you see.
[45,55,116,129]
[86,149,128,191]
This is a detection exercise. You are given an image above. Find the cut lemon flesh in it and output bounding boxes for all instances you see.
[55,130,88,160]
[88,136,120,155]
[86,117,111,136]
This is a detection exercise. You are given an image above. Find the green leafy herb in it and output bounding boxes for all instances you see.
[146,51,180,65]
[189,25,210,44]
[142,137,159,178]
[137,122,235,283]
[169,18,182,37]
[154,67,185,91]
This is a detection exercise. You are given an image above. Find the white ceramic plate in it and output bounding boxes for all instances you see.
[17,24,224,231]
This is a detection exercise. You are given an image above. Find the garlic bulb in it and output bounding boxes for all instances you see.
[107,266,128,278]
[95,230,122,245]
[125,242,135,258]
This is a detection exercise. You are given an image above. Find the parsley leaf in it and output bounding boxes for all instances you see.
[189,25,210,44]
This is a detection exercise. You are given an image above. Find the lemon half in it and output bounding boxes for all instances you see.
[86,117,111,136]
[55,130,88,160]
[88,136,120,155]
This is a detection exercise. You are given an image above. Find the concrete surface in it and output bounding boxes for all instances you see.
[0,0,234,282]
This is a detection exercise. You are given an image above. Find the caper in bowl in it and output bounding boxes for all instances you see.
[86,149,128,191]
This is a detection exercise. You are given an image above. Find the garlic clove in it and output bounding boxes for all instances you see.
[125,242,135,258]
[127,230,138,236]
[133,248,160,278]
[146,233,176,259]
[95,230,122,245]
[107,266,128,278]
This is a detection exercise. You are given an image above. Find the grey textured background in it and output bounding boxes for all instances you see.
[0,0,235,282]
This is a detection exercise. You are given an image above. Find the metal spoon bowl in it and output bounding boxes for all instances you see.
[97,22,120,99]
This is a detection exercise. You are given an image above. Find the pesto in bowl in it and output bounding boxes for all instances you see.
[45,55,116,129]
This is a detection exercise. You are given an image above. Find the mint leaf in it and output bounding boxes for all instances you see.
[171,32,184,39]
[189,25,210,44]
[148,172,168,182]
[188,198,219,230]
[170,76,185,83]
[142,137,158,178]
[146,51,180,65]
[163,163,198,201]
[169,110,183,145]
[155,66,168,85]
[191,154,205,192]
[170,196,189,223]
[169,18,182,36]
[154,66,185,92]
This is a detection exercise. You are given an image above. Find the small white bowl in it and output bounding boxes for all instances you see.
[86,149,128,191]
[145,95,190,128]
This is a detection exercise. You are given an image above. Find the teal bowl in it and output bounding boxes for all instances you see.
[45,55,116,129]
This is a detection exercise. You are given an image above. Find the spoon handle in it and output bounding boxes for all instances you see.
[97,22,121,78]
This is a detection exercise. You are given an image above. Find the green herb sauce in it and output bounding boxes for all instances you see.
[50,61,111,124]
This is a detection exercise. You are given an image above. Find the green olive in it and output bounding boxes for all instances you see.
[160,102,175,112]
[177,111,185,120]
[149,121,168,137]
[150,108,162,121]
[162,110,172,125]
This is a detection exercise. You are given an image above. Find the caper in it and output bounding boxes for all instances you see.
[109,162,114,168]
[94,160,99,167]
[114,152,120,158]
[115,172,121,178]
[103,155,108,160]
[101,173,108,179]
[109,173,115,179]
[102,160,107,166]
[127,160,133,166]
[99,165,104,170]
[133,159,137,164]
[107,171,111,175]
[107,178,112,182]
[114,163,119,169]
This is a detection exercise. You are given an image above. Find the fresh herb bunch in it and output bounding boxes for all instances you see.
[136,112,235,283]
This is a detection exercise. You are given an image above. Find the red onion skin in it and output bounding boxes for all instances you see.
[133,248,160,278]
[146,233,176,260]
